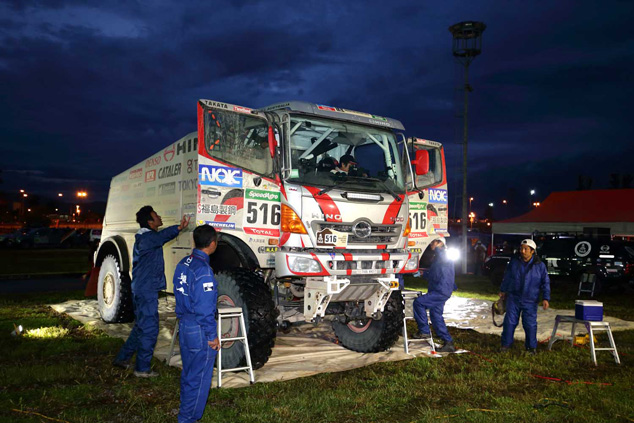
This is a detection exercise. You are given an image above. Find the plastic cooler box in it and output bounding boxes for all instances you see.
[575,300,603,321]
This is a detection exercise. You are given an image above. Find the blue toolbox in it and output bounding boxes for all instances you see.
[575,300,603,321]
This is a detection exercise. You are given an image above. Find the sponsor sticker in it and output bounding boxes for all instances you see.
[205,221,236,230]
[145,170,156,182]
[244,227,280,237]
[158,182,176,196]
[246,188,280,202]
[129,168,143,179]
[575,241,592,257]
[316,228,348,248]
[163,145,175,162]
[428,188,448,204]
[233,106,252,113]
[410,202,427,210]
[199,164,243,187]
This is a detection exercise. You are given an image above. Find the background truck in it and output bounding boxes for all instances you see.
[94,99,430,370]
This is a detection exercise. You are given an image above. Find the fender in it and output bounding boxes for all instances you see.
[95,235,131,274]
[210,233,260,271]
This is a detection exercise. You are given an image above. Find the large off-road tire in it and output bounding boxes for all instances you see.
[332,290,404,352]
[215,268,278,370]
[97,255,134,323]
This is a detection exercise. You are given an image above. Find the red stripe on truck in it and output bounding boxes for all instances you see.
[304,186,342,222]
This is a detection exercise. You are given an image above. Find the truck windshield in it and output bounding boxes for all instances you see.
[286,115,406,194]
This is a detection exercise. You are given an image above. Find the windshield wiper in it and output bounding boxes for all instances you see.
[317,176,351,196]
[363,177,401,202]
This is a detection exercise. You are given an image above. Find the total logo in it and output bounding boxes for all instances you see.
[199,164,243,187]
[428,188,448,204]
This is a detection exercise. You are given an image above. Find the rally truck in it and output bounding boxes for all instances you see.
[406,138,450,264]
[94,99,424,370]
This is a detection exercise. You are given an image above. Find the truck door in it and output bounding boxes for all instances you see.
[196,100,280,254]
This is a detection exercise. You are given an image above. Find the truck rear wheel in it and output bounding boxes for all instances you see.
[332,290,404,352]
[97,255,134,323]
[215,268,278,370]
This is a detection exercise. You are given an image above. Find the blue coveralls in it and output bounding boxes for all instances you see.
[115,225,180,372]
[413,249,457,342]
[500,255,550,350]
[174,249,218,423]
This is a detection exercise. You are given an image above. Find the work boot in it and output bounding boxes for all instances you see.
[134,370,159,378]
[438,341,456,353]
[526,348,537,355]
[112,359,131,370]
[411,332,432,340]
[500,345,511,353]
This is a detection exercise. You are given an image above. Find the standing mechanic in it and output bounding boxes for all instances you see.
[113,206,189,377]
[499,239,550,354]
[174,224,220,423]
[412,239,458,353]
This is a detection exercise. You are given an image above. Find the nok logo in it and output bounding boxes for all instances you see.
[199,164,243,187]
[428,189,448,204]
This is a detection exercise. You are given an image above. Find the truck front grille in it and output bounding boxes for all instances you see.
[314,222,401,245]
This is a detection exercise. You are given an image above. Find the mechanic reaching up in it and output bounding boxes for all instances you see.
[174,224,220,423]
[412,239,458,353]
[113,206,189,377]
[499,239,550,354]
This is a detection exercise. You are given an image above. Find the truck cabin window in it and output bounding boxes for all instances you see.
[414,146,443,188]
[204,110,273,176]
[287,116,406,194]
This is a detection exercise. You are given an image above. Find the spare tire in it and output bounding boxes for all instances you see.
[97,254,134,323]
[215,268,278,370]
[332,290,404,352]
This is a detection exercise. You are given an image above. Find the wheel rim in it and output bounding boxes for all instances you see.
[103,272,115,306]
[218,294,240,348]
[347,318,372,333]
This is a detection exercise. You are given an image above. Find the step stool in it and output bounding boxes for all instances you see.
[165,307,256,387]
[402,291,435,354]
[547,315,620,365]
[577,272,597,297]
[217,306,255,388]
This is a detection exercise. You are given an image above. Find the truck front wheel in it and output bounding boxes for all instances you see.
[332,290,404,352]
[215,268,278,370]
[97,255,134,323]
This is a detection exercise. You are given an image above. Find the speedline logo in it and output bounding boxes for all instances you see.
[246,189,280,202]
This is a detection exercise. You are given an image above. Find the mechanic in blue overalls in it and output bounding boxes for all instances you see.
[499,239,550,354]
[412,239,458,353]
[114,206,189,377]
[174,224,220,423]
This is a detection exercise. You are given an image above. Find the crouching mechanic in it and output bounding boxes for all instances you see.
[499,239,550,354]
[174,224,220,423]
[412,239,458,353]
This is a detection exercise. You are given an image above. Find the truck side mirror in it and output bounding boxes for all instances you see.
[268,126,276,159]
[412,149,429,175]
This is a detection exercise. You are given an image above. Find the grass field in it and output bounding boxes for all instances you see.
[1,285,633,423]
[0,248,91,276]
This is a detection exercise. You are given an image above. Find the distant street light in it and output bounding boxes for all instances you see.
[533,202,541,207]
[77,191,88,198]
[469,197,474,213]
[58,193,63,197]
[529,189,536,208]
[488,202,494,207]
[502,199,507,204]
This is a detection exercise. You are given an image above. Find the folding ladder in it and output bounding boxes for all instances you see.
[547,315,620,365]
[166,306,256,387]
[217,306,255,388]
[402,291,435,354]
[577,272,597,297]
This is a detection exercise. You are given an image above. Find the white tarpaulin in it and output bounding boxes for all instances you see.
[50,295,634,388]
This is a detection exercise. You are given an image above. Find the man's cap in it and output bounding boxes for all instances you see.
[521,239,537,250]
[339,154,357,165]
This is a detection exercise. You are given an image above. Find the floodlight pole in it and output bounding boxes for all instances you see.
[449,21,486,274]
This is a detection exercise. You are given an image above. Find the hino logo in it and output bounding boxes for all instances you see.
[324,214,342,221]
[199,164,243,187]
[352,220,372,238]
[428,188,448,204]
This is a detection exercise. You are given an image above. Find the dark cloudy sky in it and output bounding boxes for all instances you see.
[1,0,632,217]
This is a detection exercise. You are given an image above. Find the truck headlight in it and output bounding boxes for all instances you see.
[404,254,419,271]
[288,256,322,273]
